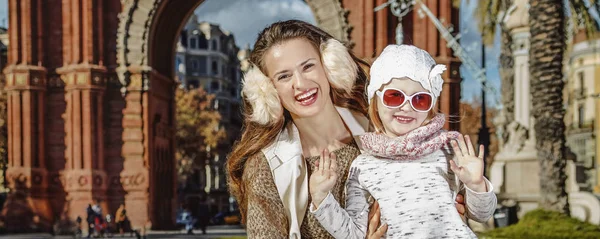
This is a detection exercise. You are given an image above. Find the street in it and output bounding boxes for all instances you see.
[0,225,247,239]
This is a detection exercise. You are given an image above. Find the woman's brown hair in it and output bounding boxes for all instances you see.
[226,20,370,223]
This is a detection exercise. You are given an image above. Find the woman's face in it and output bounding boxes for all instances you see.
[263,38,332,119]
[376,77,430,138]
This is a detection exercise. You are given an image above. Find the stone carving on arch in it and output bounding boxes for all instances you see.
[115,0,353,93]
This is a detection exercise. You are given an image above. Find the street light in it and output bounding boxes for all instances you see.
[478,41,490,177]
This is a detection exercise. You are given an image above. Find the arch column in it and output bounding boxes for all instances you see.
[1,0,53,232]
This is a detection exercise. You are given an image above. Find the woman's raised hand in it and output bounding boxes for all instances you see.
[309,149,338,208]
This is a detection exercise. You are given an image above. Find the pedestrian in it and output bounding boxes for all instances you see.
[86,204,95,238]
[309,45,497,238]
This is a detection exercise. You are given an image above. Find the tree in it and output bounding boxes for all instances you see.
[460,101,499,174]
[175,87,226,183]
[463,0,600,215]
[529,0,569,214]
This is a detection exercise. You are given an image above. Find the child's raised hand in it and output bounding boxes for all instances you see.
[309,149,338,208]
[449,134,487,192]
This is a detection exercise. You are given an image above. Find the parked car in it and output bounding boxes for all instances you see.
[211,210,240,225]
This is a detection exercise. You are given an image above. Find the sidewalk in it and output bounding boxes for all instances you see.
[0,225,247,239]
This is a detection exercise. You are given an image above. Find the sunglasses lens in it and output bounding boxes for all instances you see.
[411,93,433,111]
[382,89,406,107]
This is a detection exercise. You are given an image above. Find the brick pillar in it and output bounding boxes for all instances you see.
[1,0,53,232]
[57,64,107,222]
[2,65,52,232]
[120,71,150,229]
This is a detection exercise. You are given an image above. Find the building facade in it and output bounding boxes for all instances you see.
[565,31,600,192]
[174,16,243,215]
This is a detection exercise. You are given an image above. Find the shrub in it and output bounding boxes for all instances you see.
[480,209,600,239]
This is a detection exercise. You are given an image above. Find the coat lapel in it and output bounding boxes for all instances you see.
[261,107,370,238]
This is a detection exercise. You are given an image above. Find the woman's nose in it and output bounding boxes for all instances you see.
[292,72,308,90]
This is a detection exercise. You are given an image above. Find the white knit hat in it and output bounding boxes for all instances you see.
[367,44,446,104]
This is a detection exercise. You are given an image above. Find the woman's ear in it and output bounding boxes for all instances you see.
[241,65,283,125]
[320,39,357,94]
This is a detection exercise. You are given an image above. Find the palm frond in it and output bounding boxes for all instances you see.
[568,0,600,37]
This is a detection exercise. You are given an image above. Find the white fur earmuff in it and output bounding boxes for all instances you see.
[321,39,358,94]
[241,39,358,125]
[241,66,283,125]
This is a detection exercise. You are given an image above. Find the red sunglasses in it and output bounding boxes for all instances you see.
[376,88,434,112]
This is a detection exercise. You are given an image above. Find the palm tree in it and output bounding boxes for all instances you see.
[529,0,569,214]
[463,0,599,214]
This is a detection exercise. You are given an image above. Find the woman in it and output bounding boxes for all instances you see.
[227,20,464,238]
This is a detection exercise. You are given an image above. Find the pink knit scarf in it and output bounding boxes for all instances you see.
[360,114,460,160]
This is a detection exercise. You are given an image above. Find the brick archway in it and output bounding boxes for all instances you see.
[114,0,355,229]
[2,0,460,232]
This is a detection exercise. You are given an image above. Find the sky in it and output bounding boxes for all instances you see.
[0,0,6,28]
[0,0,499,105]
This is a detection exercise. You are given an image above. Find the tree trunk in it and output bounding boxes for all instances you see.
[529,0,569,214]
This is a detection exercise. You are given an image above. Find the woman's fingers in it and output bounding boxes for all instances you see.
[323,149,331,172]
[330,152,337,171]
[465,135,476,156]
[318,150,325,174]
[368,200,379,221]
[371,224,388,238]
[455,194,466,215]
[368,202,381,236]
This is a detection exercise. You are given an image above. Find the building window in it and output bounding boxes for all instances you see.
[579,71,585,89]
[198,56,207,75]
[578,105,584,128]
[190,59,199,70]
[190,38,197,49]
[212,39,218,51]
[198,36,208,49]
[211,81,219,92]
[188,80,199,89]
[212,60,219,76]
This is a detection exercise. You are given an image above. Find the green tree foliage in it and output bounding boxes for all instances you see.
[175,87,226,183]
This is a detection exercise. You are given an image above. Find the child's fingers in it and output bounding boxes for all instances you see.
[478,145,485,160]
[451,140,463,158]
[457,134,469,156]
[465,135,476,156]
[449,159,461,174]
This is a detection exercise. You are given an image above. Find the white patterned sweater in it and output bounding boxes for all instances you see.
[310,146,497,239]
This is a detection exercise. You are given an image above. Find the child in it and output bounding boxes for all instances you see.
[308,45,497,238]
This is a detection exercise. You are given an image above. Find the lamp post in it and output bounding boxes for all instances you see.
[478,41,490,177]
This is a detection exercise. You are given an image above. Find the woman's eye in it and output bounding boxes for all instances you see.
[278,74,291,81]
[303,63,314,71]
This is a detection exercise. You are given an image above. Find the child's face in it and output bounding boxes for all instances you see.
[376,77,431,138]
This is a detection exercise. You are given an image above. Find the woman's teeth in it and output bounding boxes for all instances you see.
[295,89,317,101]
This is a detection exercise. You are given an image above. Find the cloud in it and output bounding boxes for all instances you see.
[194,0,315,48]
